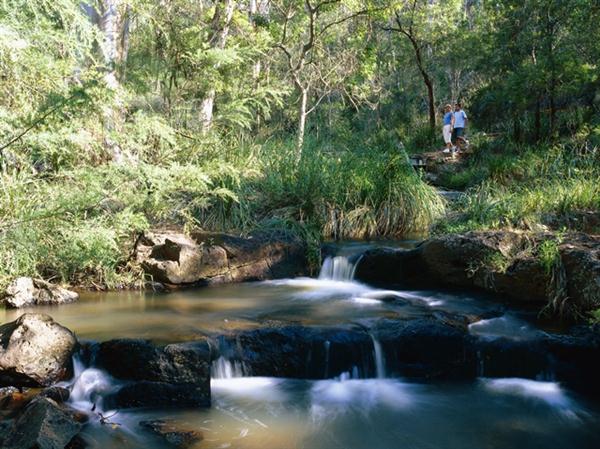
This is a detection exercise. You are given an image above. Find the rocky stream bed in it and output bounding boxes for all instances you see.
[1,231,600,449]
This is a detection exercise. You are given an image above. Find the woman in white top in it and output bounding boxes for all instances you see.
[442,104,454,153]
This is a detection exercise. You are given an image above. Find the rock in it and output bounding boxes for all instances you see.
[354,231,600,315]
[140,419,202,449]
[216,325,375,379]
[544,325,600,397]
[106,381,210,409]
[136,230,308,286]
[2,277,79,308]
[1,397,82,449]
[0,314,77,387]
[94,339,211,384]
[39,386,70,403]
[94,339,211,409]
[560,234,600,315]
[475,337,550,379]
[371,318,476,379]
[215,318,476,380]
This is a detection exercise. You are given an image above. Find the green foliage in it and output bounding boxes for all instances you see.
[537,237,563,276]
[0,162,239,289]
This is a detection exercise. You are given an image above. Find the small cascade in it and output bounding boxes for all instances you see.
[211,356,246,379]
[319,256,360,281]
[370,335,386,379]
[61,357,118,413]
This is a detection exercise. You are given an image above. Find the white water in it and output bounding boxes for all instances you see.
[481,378,575,410]
[60,357,118,414]
[371,335,387,378]
[319,255,359,281]
[211,356,246,379]
[469,316,542,340]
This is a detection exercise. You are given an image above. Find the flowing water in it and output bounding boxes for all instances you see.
[3,243,600,448]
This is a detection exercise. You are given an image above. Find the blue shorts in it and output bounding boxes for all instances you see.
[452,128,465,140]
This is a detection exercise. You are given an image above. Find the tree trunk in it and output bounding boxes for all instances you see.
[98,0,122,89]
[199,90,216,133]
[297,87,308,153]
[405,32,436,131]
[199,0,235,134]
[534,96,542,142]
[249,0,261,85]
[425,77,436,132]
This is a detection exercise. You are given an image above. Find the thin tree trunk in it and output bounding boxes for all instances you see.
[405,32,436,131]
[534,96,542,142]
[199,0,235,134]
[297,87,308,153]
[99,0,121,89]
[249,0,261,84]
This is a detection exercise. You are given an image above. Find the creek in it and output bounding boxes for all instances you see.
[3,242,600,449]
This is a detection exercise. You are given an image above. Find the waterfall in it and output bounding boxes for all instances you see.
[211,356,245,379]
[319,256,360,281]
[61,357,117,413]
[371,335,386,379]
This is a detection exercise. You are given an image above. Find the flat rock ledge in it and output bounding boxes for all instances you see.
[136,229,308,287]
[92,338,212,409]
[354,231,600,316]
[2,277,79,309]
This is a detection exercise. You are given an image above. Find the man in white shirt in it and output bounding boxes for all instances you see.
[452,103,468,152]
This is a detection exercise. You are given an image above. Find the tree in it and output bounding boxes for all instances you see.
[198,0,237,133]
[273,0,370,153]
[385,0,462,133]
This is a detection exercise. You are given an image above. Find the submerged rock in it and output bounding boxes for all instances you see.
[95,339,211,409]
[135,230,308,286]
[0,397,82,449]
[140,419,202,449]
[2,277,79,309]
[0,313,77,387]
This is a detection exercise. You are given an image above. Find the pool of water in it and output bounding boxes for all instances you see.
[0,279,508,343]
[72,375,600,449]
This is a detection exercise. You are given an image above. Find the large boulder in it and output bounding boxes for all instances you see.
[2,277,79,309]
[94,339,211,409]
[354,231,600,314]
[0,314,77,387]
[136,230,308,286]
[0,397,82,449]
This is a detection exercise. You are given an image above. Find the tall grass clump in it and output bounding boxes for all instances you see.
[201,136,446,240]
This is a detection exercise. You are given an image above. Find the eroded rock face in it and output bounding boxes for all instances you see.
[94,339,211,409]
[0,314,77,387]
[213,318,476,380]
[2,277,79,309]
[0,397,82,449]
[354,231,600,313]
[136,230,308,286]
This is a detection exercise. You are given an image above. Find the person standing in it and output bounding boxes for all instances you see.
[452,102,468,152]
[442,104,454,153]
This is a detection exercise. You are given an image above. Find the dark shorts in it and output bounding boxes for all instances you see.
[452,127,465,141]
